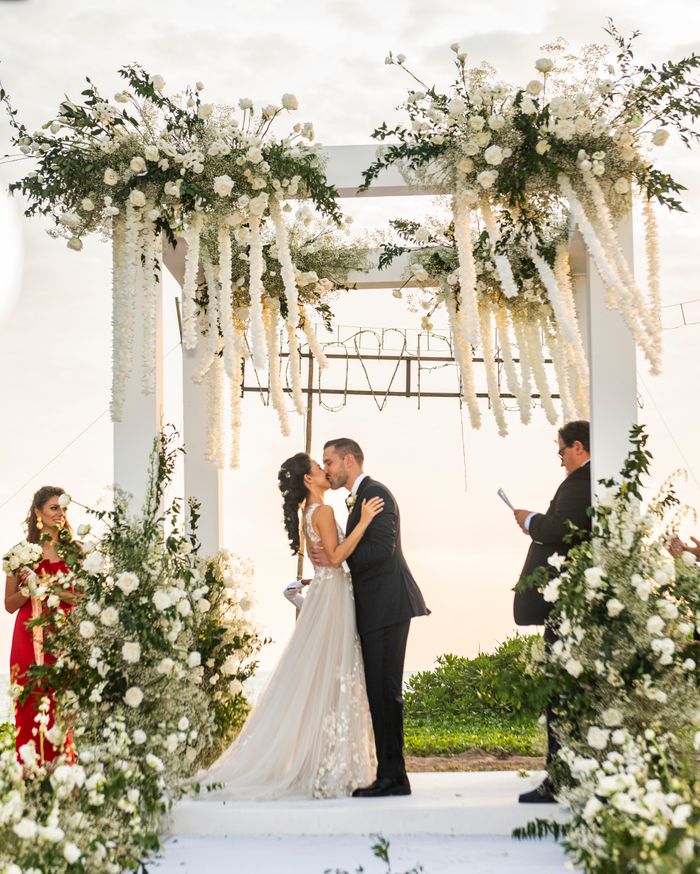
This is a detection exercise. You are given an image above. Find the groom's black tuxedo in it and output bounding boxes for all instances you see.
[346,477,429,635]
[345,476,429,782]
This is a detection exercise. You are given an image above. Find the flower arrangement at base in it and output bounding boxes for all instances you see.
[382,213,588,434]
[193,216,370,468]
[514,426,700,872]
[363,24,700,380]
[0,430,264,872]
[1,66,351,450]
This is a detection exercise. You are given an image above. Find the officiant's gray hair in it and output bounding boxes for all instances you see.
[324,438,364,466]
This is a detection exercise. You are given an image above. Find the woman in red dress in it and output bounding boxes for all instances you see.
[4,485,80,767]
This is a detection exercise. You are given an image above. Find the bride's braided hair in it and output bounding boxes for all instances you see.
[278,452,312,555]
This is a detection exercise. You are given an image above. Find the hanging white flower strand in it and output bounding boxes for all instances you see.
[452,186,480,344]
[181,212,205,350]
[552,244,590,416]
[263,300,291,437]
[270,199,305,413]
[110,213,130,421]
[246,213,268,371]
[194,258,222,383]
[205,355,226,469]
[478,302,508,436]
[229,322,246,470]
[140,210,160,396]
[494,306,531,424]
[643,193,662,374]
[445,294,481,429]
[479,197,519,299]
[301,308,329,368]
[524,320,558,424]
[513,317,533,408]
[543,317,577,422]
[216,221,238,380]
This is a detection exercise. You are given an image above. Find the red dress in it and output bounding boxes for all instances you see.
[9,558,74,765]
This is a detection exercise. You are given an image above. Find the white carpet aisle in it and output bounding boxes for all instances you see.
[153,771,574,873]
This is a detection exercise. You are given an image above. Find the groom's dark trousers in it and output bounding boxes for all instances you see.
[360,621,411,779]
[346,476,429,782]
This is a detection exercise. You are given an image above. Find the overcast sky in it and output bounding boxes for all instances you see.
[1,0,699,676]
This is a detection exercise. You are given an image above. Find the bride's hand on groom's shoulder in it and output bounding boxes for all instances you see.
[360,496,384,525]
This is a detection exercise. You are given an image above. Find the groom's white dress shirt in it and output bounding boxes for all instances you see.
[351,473,369,497]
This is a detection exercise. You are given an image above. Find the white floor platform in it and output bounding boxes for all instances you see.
[156,772,574,873]
[168,771,569,838]
[152,834,573,874]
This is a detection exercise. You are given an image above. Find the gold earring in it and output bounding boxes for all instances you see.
[36,515,43,531]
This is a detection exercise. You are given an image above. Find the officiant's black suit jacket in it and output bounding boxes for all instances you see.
[514,463,592,626]
[346,477,429,635]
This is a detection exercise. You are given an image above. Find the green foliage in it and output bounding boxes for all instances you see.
[0,723,14,752]
[513,818,568,840]
[325,835,424,874]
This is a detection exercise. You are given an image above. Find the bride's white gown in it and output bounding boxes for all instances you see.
[202,504,376,799]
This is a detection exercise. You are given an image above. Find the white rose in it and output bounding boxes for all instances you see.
[587,726,610,750]
[634,578,652,602]
[133,729,147,745]
[116,572,139,594]
[39,824,65,843]
[477,170,498,189]
[63,843,82,864]
[583,797,603,821]
[79,620,96,639]
[584,567,604,589]
[555,119,576,140]
[77,523,91,536]
[197,598,211,613]
[682,658,696,671]
[535,58,554,73]
[124,686,143,708]
[457,157,474,174]
[152,589,172,612]
[520,96,537,115]
[130,156,146,174]
[114,91,130,103]
[488,114,505,130]
[177,599,192,617]
[67,237,83,252]
[483,145,504,166]
[149,74,166,92]
[526,80,543,96]
[652,129,670,146]
[229,679,244,696]
[646,615,665,635]
[565,658,583,677]
[129,189,146,207]
[58,493,71,508]
[239,97,253,110]
[100,606,119,627]
[164,180,181,197]
[602,707,623,727]
[468,115,485,131]
[613,178,630,195]
[213,174,235,197]
[13,817,38,839]
[187,651,201,668]
[281,93,299,110]
[146,753,164,772]
[198,103,214,119]
[575,116,593,135]
[447,98,466,116]
[85,600,100,616]
[247,146,264,164]
[60,212,81,229]
[122,641,141,663]
[144,145,159,161]
[657,599,679,620]
[103,168,119,186]
[543,578,560,603]
[535,139,551,156]
[606,598,625,617]
[157,657,174,675]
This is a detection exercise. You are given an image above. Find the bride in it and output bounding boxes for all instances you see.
[201,452,384,799]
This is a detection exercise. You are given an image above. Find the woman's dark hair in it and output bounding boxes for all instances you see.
[25,485,74,544]
[278,453,312,555]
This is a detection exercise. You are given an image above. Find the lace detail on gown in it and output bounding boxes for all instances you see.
[201,503,375,799]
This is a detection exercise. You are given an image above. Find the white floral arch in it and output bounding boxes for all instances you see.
[113,144,638,554]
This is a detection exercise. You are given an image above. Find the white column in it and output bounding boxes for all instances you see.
[578,215,637,491]
[162,238,223,555]
[113,282,164,511]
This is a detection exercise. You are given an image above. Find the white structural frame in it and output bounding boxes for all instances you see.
[113,145,637,553]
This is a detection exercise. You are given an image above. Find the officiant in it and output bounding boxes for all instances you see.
[511,419,592,803]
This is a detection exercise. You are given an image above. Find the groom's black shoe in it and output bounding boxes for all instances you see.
[352,776,411,797]
[518,778,557,804]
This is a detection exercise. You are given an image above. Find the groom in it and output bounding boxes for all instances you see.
[313,438,430,797]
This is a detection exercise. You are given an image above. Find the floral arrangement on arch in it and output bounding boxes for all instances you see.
[0,432,265,872]
[514,426,700,871]
[381,212,588,435]
[364,24,700,384]
[194,215,370,468]
[1,65,352,459]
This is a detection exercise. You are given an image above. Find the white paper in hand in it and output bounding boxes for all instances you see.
[497,488,515,511]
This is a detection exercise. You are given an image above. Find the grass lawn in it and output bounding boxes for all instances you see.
[405,714,545,757]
